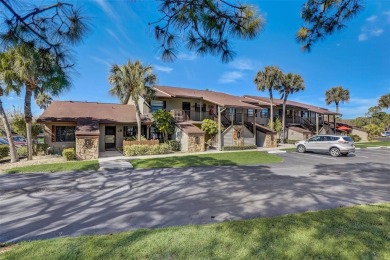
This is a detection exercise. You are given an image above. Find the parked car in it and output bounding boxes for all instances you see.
[0,136,27,147]
[381,131,390,137]
[295,135,355,157]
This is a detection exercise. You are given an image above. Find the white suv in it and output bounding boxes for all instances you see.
[295,135,355,157]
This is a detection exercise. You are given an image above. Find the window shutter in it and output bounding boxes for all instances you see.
[52,126,55,143]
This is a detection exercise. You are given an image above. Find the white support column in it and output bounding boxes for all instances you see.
[316,113,319,135]
[218,105,222,151]
[200,99,203,121]
[253,109,257,146]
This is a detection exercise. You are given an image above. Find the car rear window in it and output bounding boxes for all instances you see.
[342,136,353,142]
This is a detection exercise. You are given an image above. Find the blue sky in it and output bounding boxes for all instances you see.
[4,0,390,119]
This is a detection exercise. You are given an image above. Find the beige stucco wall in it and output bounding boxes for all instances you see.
[173,126,188,152]
[351,128,369,141]
[43,123,76,154]
[223,125,255,146]
[287,128,311,141]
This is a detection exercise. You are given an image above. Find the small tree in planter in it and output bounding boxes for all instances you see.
[152,109,175,142]
[201,119,219,147]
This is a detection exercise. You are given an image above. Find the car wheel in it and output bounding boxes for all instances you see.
[297,145,306,153]
[330,147,341,157]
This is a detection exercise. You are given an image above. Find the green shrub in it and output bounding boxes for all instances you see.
[17,146,28,157]
[0,145,9,159]
[222,145,257,151]
[348,134,361,142]
[167,140,180,151]
[123,144,171,156]
[286,139,300,144]
[62,148,76,161]
[36,143,48,153]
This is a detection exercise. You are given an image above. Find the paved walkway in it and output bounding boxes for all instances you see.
[98,150,133,170]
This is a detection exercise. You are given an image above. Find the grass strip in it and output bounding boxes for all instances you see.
[5,160,99,173]
[1,203,390,259]
[131,151,283,169]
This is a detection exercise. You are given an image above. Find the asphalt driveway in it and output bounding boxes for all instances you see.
[1,149,390,242]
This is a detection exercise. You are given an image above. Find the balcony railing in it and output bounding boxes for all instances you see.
[171,110,214,122]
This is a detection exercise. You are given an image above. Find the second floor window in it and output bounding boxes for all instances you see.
[195,103,206,112]
[260,109,269,118]
[151,100,166,112]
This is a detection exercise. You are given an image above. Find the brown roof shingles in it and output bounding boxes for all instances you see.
[244,95,340,115]
[153,86,259,109]
[38,101,144,124]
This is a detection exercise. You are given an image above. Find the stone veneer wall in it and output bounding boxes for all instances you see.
[264,134,277,148]
[187,134,205,153]
[76,136,99,160]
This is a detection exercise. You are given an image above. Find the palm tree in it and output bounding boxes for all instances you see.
[254,66,283,130]
[35,92,53,110]
[325,86,350,114]
[109,60,157,141]
[2,44,71,160]
[279,73,305,143]
[378,94,390,109]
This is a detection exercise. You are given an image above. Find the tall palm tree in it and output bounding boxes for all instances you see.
[2,44,71,160]
[378,94,390,109]
[35,92,53,110]
[254,66,283,130]
[325,86,350,114]
[109,60,157,141]
[280,73,305,143]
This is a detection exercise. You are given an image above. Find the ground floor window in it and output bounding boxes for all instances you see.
[55,126,75,142]
[123,126,136,138]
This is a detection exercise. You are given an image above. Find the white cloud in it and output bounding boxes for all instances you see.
[177,52,197,61]
[153,65,173,73]
[371,28,384,36]
[93,0,115,18]
[218,71,243,84]
[358,33,367,41]
[229,58,258,71]
[90,56,111,67]
[366,15,377,22]
[106,29,120,43]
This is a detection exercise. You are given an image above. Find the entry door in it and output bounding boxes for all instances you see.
[182,102,191,120]
[105,126,116,149]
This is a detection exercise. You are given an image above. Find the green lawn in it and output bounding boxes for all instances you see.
[5,160,100,173]
[355,141,390,148]
[1,203,390,259]
[131,151,283,169]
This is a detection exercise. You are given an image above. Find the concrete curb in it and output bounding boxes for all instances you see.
[267,150,287,154]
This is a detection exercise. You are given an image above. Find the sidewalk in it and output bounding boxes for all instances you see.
[126,144,294,160]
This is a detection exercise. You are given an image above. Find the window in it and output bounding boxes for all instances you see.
[229,108,236,115]
[55,126,75,142]
[195,103,206,112]
[123,126,136,138]
[260,109,269,118]
[151,100,166,112]
[247,109,254,116]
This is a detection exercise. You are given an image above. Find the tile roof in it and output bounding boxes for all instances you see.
[37,101,146,124]
[244,95,340,115]
[176,122,205,134]
[153,86,259,109]
[75,118,100,136]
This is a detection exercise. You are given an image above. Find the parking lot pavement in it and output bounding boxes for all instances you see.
[277,148,390,167]
[1,148,390,243]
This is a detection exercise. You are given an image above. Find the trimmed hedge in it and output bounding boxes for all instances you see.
[222,145,257,151]
[62,148,76,161]
[167,140,181,151]
[348,134,362,142]
[36,143,48,154]
[0,144,9,159]
[17,146,28,157]
[123,144,171,156]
